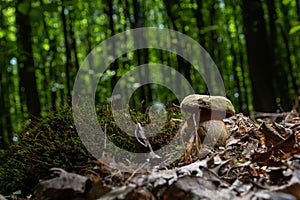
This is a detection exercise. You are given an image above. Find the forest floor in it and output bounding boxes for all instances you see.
[1,102,300,200]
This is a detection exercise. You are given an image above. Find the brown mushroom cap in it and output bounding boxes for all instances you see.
[180,94,235,119]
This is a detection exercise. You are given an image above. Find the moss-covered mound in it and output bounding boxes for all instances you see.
[0,104,181,196]
[0,106,93,195]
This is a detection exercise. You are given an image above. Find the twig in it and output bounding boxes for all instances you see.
[134,123,161,159]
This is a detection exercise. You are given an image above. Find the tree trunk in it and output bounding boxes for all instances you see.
[16,0,41,118]
[132,0,152,111]
[232,3,250,115]
[192,0,205,47]
[69,20,79,71]
[106,0,119,91]
[40,0,58,110]
[241,0,277,112]
[61,5,71,104]
[0,8,10,148]
[0,57,11,148]
[296,0,300,20]
[279,2,299,96]
[163,0,184,96]
[229,38,243,113]
[266,0,291,110]
[0,68,5,148]
[279,24,299,96]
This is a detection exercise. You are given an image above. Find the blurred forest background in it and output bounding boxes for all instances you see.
[0,0,299,149]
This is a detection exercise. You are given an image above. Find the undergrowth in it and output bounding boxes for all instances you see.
[0,104,181,196]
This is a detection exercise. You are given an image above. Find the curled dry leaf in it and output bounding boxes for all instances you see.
[31,168,92,200]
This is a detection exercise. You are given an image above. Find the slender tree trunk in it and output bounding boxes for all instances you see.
[232,3,250,115]
[228,32,243,112]
[266,0,291,110]
[279,2,299,97]
[0,70,4,148]
[191,0,213,93]
[125,0,133,25]
[192,0,211,94]
[0,8,8,148]
[192,0,205,47]
[40,0,58,110]
[132,0,152,111]
[5,68,13,141]
[106,0,119,91]
[296,0,300,20]
[49,38,58,111]
[239,50,250,115]
[279,25,299,95]
[241,0,277,112]
[86,3,94,54]
[208,2,216,59]
[16,0,41,118]
[61,5,71,104]
[180,27,192,85]
[0,58,10,148]
[163,0,184,96]
[132,0,145,110]
[69,20,79,71]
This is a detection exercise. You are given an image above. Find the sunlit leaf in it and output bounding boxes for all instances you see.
[289,22,300,34]
[0,31,5,38]
[43,43,50,51]
[282,0,292,5]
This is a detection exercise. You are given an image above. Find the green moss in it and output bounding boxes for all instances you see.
[0,106,93,195]
[0,104,181,195]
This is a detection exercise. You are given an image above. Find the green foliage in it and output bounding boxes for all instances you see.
[1,0,300,173]
[282,0,293,5]
[17,1,30,15]
[289,22,300,34]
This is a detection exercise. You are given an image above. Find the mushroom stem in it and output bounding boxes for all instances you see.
[192,113,201,153]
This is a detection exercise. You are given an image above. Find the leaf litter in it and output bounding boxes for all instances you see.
[4,97,300,200]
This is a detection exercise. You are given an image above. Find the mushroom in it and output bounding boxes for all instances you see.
[180,94,235,147]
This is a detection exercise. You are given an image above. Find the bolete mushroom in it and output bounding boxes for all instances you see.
[180,94,235,147]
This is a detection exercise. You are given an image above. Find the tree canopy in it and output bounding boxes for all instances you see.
[0,0,299,148]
